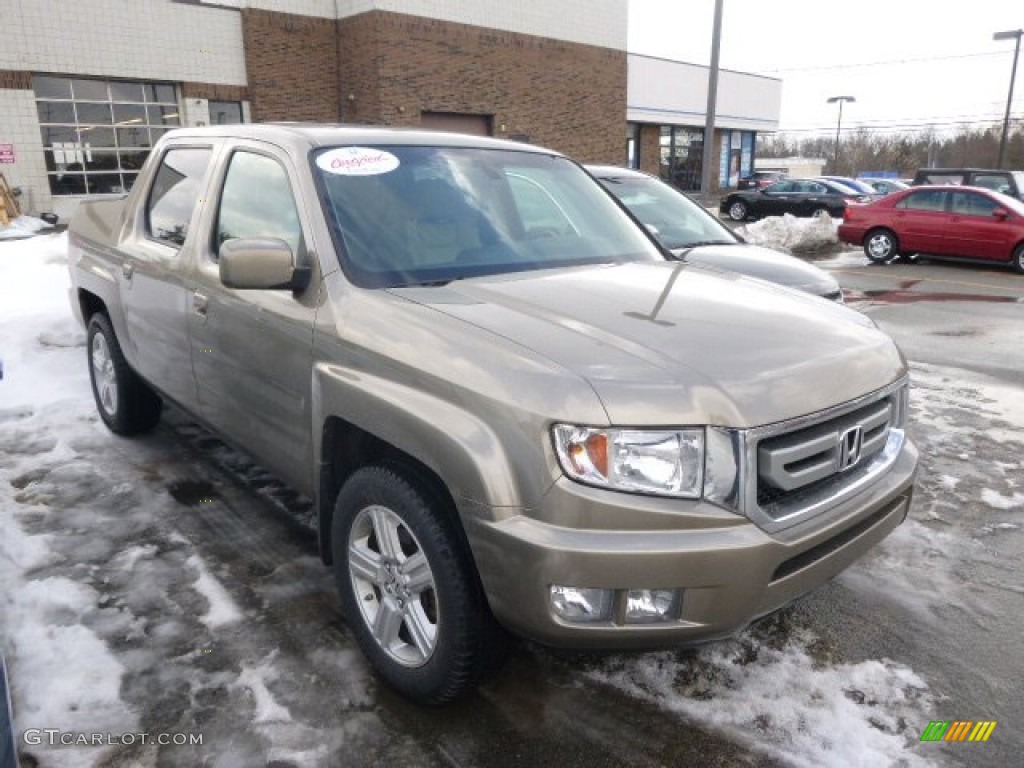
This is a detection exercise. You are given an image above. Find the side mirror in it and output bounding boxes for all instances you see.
[219,237,310,290]
[992,208,1010,220]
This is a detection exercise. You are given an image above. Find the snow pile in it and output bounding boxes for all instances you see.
[586,622,934,768]
[0,215,52,240]
[736,213,840,254]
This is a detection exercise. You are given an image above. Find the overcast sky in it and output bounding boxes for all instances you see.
[627,0,1024,136]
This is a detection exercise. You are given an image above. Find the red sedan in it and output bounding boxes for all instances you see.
[838,185,1024,273]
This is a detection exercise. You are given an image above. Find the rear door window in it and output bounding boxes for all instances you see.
[146,148,213,247]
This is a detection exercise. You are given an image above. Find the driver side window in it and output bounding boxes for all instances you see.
[215,151,303,258]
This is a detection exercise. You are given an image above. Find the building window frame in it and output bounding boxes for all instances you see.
[33,75,181,197]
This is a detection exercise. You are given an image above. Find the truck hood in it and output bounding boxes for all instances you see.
[674,243,842,299]
[391,261,906,427]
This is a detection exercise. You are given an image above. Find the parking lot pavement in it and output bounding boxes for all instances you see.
[4,235,1022,768]
[825,251,1024,381]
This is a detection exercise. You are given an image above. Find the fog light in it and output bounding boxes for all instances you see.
[550,585,613,623]
[625,589,680,623]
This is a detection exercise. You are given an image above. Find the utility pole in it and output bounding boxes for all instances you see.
[994,29,1022,169]
[700,0,724,202]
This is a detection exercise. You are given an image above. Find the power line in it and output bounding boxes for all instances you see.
[762,49,1011,74]
[771,118,1024,135]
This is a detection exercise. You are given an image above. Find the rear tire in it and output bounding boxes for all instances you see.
[1012,243,1024,274]
[864,228,900,264]
[332,465,507,703]
[86,313,162,435]
[811,207,830,219]
[727,201,749,221]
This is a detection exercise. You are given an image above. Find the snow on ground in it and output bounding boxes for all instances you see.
[3,230,1019,767]
[735,213,841,254]
[0,215,51,241]
[586,624,933,768]
[0,233,414,766]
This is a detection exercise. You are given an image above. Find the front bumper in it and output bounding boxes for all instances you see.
[466,438,917,649]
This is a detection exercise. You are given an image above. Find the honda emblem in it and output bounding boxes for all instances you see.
[838,426,864,471]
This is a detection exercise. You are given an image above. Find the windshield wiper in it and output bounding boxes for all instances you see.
[672,240,736,258]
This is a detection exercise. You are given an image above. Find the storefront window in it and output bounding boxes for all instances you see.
[719,130,755,188]
[660,127,703,191]
[33,75,180,196]
[626,123,640,169]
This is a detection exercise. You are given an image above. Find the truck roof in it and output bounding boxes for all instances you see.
[162,122,560,155]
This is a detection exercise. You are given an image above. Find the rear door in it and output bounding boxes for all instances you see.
[119,145,214,409]
[890,189,949,254]
[188,141,319,490]
[946,190,1015,261]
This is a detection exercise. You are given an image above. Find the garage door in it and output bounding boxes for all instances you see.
[420,112,492,136]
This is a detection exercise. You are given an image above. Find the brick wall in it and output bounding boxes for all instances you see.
[346,11,626,163]
[181,82,249,102]
[243,9,626,164]
[0,71,31,90]
[241,8,340,122]
[638,124,660,176]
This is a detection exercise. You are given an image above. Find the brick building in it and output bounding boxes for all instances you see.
[0,0,779,220]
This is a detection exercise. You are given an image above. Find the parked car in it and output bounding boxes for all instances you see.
[911,168,1024,201]
[818,176,883,199]
[859,178,909,196]
[720,178,871,221]
[68,124,918,703]
[737,170,788,190]
[588,165,843,300]
[838,185,1024,272]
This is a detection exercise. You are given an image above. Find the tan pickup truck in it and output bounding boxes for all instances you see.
[68,124,918,702]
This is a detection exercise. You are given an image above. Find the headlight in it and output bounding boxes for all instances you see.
[552,425,704,498]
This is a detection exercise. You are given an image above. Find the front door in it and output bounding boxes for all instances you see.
[188,143,318,491]
[945,190,1014,261]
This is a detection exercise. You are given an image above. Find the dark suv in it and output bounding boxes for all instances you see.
[912,168,1024,200]
[738,170,788,190]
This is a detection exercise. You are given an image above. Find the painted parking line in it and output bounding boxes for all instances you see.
[833,269,1024,295]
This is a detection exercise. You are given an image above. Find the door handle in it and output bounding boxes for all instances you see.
[121,262,134,280]
[192,292,208,316]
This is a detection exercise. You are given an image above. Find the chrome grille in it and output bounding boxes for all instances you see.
[736,380,908,530]
[757,399,892,499]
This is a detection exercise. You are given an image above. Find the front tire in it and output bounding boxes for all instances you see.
[864,228,900,263]
[86,313,162,435]
[727,201,749,221]
[1012,243,1024,274]
[332,466,506,703]
[811,206,830,219]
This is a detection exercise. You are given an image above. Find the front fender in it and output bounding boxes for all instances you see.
[312,360,526,513]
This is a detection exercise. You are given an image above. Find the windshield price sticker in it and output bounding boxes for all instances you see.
[317,147,399,176]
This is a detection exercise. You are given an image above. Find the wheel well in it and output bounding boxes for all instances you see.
[864,226,897,244]
[78,289,107,323]
[317,417,459,565]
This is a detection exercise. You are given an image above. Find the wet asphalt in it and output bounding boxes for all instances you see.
[6,246,1024,768]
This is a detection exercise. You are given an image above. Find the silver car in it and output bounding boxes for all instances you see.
[588,165,844,301]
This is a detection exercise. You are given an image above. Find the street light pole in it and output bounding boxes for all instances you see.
[827,95,855,173]
[700,0,724,202]
[994,29,1023,169]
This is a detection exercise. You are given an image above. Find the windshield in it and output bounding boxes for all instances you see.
[312,146,663,287]
[596,174,737,250]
